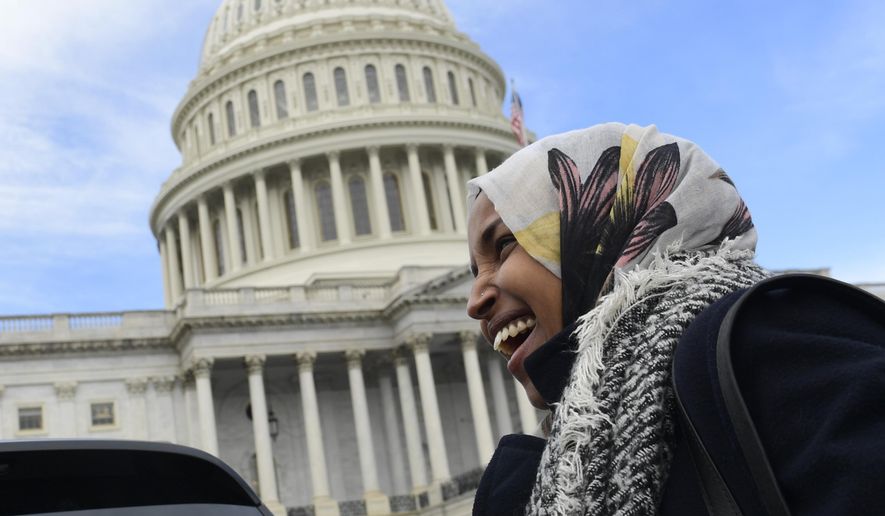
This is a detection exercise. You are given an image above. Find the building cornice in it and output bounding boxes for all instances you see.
[0,337,174,358]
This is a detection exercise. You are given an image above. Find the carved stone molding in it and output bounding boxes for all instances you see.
[192,357,215,378]
[54,381,78,400]
[344,349,365,369]
[406,332,432,354]
[125,378,148,396]
[392,345,410,367]
[459,330,479,351]
[295,351,317,372]
[152,376,176,393]
[244,354,267,375]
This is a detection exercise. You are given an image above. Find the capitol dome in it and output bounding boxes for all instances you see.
[150,0,519,308]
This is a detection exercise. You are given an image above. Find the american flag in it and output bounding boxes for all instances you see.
[510,88,527,147]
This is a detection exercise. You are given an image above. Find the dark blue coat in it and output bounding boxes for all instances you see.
[474,277,885,515]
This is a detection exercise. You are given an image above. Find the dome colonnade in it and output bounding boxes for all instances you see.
[150,0,517,308]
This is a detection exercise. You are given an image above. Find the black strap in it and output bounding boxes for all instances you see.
[673,375,743,516]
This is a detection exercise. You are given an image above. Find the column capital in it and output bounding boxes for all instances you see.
[192,357,215,378]
[151,376,176,393]
[54,381,77,400]
[392,346,411,366]
[345,349,365,369]
[406,333,432,353]
[367,145,380,157]
[327,150,340,161]
[125,378,148,395]
[295,351,317,372]
[442,143,455,153]
[405,142,419,153]
[244,354,267,375]
[254,167,266,179]
[459,330,479,350]
[287,158,301,169]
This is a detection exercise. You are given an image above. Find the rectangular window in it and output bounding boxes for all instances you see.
[18,406,43,432]
[90,402,116,428]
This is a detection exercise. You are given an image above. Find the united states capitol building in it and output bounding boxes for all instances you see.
[0,1,540,514]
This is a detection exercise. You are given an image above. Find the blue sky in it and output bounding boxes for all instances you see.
[1,0,883,315]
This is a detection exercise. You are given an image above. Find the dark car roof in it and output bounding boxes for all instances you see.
[0,440,270,516]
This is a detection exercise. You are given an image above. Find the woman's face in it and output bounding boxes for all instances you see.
[467,192,563,409]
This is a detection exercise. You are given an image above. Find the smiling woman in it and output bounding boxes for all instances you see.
[466,122,885,515]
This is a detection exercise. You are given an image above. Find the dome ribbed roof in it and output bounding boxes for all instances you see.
[200,0,454,71]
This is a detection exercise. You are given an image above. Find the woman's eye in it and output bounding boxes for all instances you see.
[496,236,517,259]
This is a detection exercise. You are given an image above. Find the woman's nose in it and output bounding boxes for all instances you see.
[467,282,495,320]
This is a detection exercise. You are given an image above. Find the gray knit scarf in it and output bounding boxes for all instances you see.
[526,248,769,515]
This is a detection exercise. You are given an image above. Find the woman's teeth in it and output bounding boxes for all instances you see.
[493,317,536,352]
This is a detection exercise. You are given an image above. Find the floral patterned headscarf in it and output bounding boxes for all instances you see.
[467,123,757,325]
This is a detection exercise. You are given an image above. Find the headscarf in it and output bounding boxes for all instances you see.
[467,122,756,325]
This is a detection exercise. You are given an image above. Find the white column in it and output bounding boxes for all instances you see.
[54,382,77,437]
[514,377,538,434]
[409,333,450,490]
[327,151,351,244]
[443,145,466,234]
[158,237,172,308]
[193,358,219,456]
[182,373,199,448]
[295,352,339,516]
[197,196,217,281]
[254,170,274,261]
[474,147,489,176]
[393,347,428,492]
[0,385,5,439]
[288,160,314,253]
[378,369,408,495]
[126,378,148,440]
[245,355,284,514]
[367,146,391,238]
[346,351,390,515]
[223,182,243,271]
[164,226,183,302]
[177,212,195,289]
[459,332,495,464]
[406,144,431,235]
[486,355,513,437]
[151,377,177,443]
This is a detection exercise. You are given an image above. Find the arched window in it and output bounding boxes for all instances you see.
[247,90,260,128]
[283,189,299,249]
[315,182,337,241]
[365,64,380,104]
[447,71,459,105]
[468,78,477,107]
[383,172,405,232]
[395,64,410,102]
[303,72,318,112]
[236,208,248,263]
[207,113,216,145]
[213,219,226,276]
[273,80,288,119]
[422,171,438,230]
[225,101,236,137]
[348,176,372,236]
[423,66,436,103]
[334,67,350,106]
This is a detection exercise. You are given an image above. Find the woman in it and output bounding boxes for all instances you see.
[466,123,885,515]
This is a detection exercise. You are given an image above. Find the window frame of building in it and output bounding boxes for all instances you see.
[423,66,437,103]
[334,66,350,107]
[273,80,289,120]
[468,78,477,107]
[247,89,261,128]
[395,64,410,102]
[225,100,236,137]
[207,113,216,145]
[347,174,372,236]
[314,180,337,242]
[383,171,406,232]
[364,64,381,104]
[236,208,248,264]
[213,218,226,276]
[303,72,319,112]
[89,400,118,431]
[447,71,459,105]
[17,404,45,435]
[283,189,300,250]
